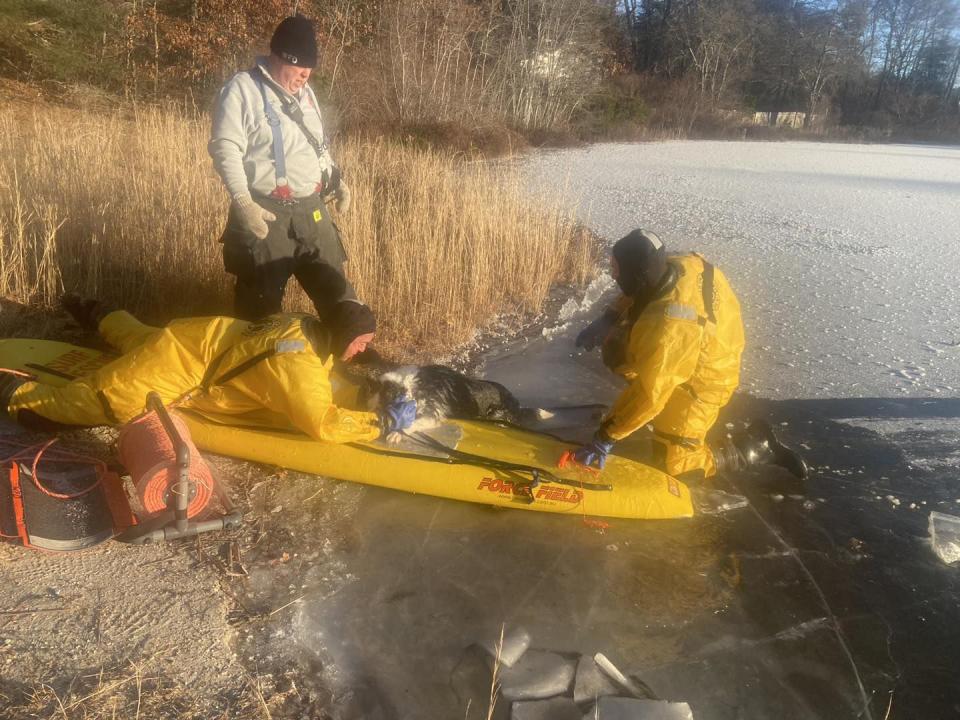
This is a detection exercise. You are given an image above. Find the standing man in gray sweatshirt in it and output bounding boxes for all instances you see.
[208,14,356,322]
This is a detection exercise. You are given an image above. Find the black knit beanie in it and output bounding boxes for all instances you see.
[612,229,668,298]
[328,301,376,355]
[270,15,318,68]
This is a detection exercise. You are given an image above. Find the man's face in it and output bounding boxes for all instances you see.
[272,57,312,94]
[341,333,375,362]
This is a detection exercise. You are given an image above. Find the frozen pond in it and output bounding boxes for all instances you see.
[292,142,960,719]
[516,141,960,401]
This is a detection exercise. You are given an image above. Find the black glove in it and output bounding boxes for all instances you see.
[62,293,114,332]
[575,311,617,351]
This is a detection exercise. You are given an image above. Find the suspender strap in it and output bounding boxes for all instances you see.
[252,67,334,198]
[281,86,326,159]
[304,85,329,155]
[254,67,327,158]
[253,71,288,194]
[701,259,716,324]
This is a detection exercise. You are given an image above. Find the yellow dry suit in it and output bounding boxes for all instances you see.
[600,253,744,479]
[9,311,381,444]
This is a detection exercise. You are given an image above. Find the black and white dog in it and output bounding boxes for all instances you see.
[345,351,550,441]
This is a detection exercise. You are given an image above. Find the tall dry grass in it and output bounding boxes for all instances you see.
[0,106,594,359]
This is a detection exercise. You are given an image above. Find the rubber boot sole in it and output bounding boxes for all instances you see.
[748,420,809,482]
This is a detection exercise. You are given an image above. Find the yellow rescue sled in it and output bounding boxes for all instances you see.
[0,339,694,520]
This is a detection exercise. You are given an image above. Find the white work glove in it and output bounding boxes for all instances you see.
[332,179,352,214]
[233,195,276,240]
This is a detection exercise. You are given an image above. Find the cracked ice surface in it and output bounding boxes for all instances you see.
[288,143,960,719]
[516,141,960,402]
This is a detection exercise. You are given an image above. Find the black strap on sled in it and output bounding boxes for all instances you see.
[201,348,277,389]
[212,349,277,386]
[403,431,614,494]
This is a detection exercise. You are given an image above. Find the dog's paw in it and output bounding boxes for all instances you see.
[385,431,403,445]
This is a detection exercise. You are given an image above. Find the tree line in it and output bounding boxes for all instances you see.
[3,0,958,140]
[624,0,960,133]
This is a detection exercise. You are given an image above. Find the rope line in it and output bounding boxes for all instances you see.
[0,436,105,500]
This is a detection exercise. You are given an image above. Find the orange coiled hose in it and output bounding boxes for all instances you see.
[118,410,213,518]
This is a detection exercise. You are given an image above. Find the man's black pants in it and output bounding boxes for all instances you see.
[220,194,356,322]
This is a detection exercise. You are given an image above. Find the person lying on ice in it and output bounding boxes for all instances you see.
[1,299,416,443]
[572,229,806,482]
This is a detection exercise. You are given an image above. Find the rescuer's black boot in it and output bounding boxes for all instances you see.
[714,420,808,481]
[0,373,27,420]
[61,293,114,332]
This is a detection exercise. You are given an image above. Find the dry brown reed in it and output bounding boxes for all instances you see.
[0,106,594,359]
[5,660,267,719]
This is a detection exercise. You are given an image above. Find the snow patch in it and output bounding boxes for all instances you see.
[544,272,616,327]
[541,322,569,340]
[540,272,615,340]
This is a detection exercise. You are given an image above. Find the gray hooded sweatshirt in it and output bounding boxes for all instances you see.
[209,57,336,202]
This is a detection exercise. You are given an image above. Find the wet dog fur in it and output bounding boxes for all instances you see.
[344,349,548,440]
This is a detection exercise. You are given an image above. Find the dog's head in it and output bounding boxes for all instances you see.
[363,375,410,413]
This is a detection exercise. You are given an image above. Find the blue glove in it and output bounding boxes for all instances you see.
[575,312,617,351]
[573,433,615,469]
[381,398,417,434]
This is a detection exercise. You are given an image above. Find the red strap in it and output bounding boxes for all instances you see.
[9,464,30,547]
[270,184,294,200]
[557,449,600,474]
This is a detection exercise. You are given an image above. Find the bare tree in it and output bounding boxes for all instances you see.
[672,0,755,107]
[795,0,868,123]
[488,0,612,129]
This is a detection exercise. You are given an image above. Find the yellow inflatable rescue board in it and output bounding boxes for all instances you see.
[0,339,694,520]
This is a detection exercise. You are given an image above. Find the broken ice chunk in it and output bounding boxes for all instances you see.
[593,653,647,698]
[481,627,532,669]
[558,298,581,320]
[573,655,620,704]
[929,512,960,564]
[499,650,576,701]
[542,323,570,340]
[690,488,749,515]
[586,696,694,719]
[511,697,581,720]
